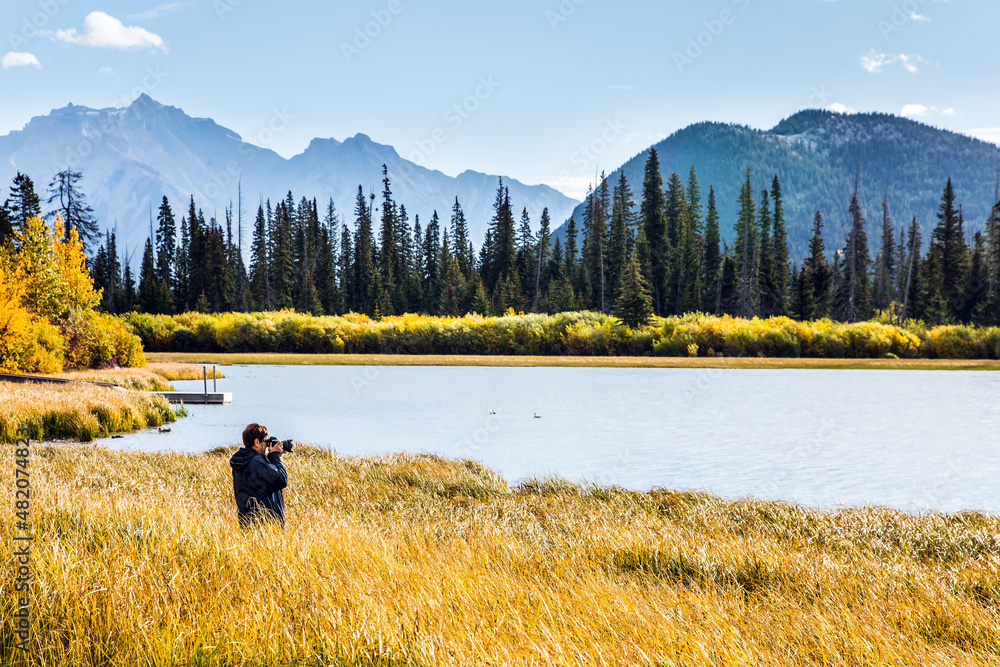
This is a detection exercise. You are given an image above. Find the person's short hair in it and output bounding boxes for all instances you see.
[242,423,268,449]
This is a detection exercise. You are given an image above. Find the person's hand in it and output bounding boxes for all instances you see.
[269,440,284,455]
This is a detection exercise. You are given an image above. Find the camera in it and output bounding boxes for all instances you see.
[264,436,294,453]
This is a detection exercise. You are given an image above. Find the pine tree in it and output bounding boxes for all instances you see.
[516,207,535,299]
[607,172,631,303]
[47,170,100,253]
[842,191,871,322]
[8,172,41,241]
[702,187,722,314]
[901,217,924,323]
[583,178,609,312]
[769,175,790,316]
[930,178,970,322]
[155,196,176,298]
[137,238,159,314]
[757,188,775,316]
[734,168,757,318]
[422,211,441,312]
[967,232,988,324]
[873,197,896,313]
[804,211,832,319]
[0,201,12,246]
[352,187,374,315]
[640,149,668,314]
[249,205,271,310]
[532,208,552,312]
[469,275,492,315]
[450,198,471,277]
[612,254,654,328]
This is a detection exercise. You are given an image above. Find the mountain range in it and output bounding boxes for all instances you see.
[562,110,1000,260]
[4,98,1000,265]
[0,95,579,258]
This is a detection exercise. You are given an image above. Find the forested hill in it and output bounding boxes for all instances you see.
[0,95,578,259]
[560,110,1000,260]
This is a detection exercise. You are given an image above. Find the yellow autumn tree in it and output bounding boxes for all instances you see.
[3,215,143,370]
[0,260,63,373]
[14,215,100,319]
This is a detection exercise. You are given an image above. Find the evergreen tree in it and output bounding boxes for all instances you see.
[583,178,609,312]
[804,211,832,319]
[532,208,552,312]
[352,187,374,314]
[734,168,757,318]
[842,191,872,322]
[612,254,654,328]
[422,211,441,312]
[339,220,353,314]
[249,204,272,310]
[769,175,790,316]
[930,178,970,321]
[516,207,535,299]
[137,238,159,313]
[155,196,176,297]
[757,189,775,316]
[270,197,295,309]
[0,201,11,246]
[702,187,722,314]
[47,170,100,252]
[8,172,41,240]
[450,198,471,277]
[607,172,631,303]
[873,197,896,313]
[640,149,669,314]
[967,232,989,324]
[901,217,924,323]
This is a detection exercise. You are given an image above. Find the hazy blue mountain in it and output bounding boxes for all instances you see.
[0,95,579,259]
[560,110,1000,260]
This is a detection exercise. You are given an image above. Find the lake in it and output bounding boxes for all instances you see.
[96,365,1000,513]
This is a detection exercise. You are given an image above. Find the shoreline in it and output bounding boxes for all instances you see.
[147,351,1000,370]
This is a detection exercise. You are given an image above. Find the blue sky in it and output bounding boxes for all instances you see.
[1,0,997,199]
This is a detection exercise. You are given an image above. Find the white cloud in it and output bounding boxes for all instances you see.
[129,3,190,21]
[827,102,855,114]
[901,104,929,118]
[901,104,956,119]
[909,12,931,21]
[98,66,115,75]
[861,50,925,74]
[965,128,1000,145]
[2,51,41,69]
[55,11,166,52]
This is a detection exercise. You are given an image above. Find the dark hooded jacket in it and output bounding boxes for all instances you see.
[230,447,288,527]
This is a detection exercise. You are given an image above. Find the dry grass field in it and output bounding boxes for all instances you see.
[2,445,999,666]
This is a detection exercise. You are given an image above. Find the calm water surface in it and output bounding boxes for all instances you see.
[97,365,1000,513]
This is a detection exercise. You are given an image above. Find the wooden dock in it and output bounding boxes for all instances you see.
[153,391,232,405]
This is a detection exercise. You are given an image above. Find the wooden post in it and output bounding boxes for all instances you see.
[213,366,217,392]
[203,366,207,396]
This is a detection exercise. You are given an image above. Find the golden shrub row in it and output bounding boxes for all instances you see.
[656,314,925,358]
[124,310,656,356]
[123,310,1000,359]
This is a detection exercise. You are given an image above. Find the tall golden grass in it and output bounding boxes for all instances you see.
[52,362,227,391]
[0,382,179,443]
[3,445,998,665]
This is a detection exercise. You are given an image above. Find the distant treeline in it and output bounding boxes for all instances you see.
[124,310,1000,360]
[3,152,1000,329]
